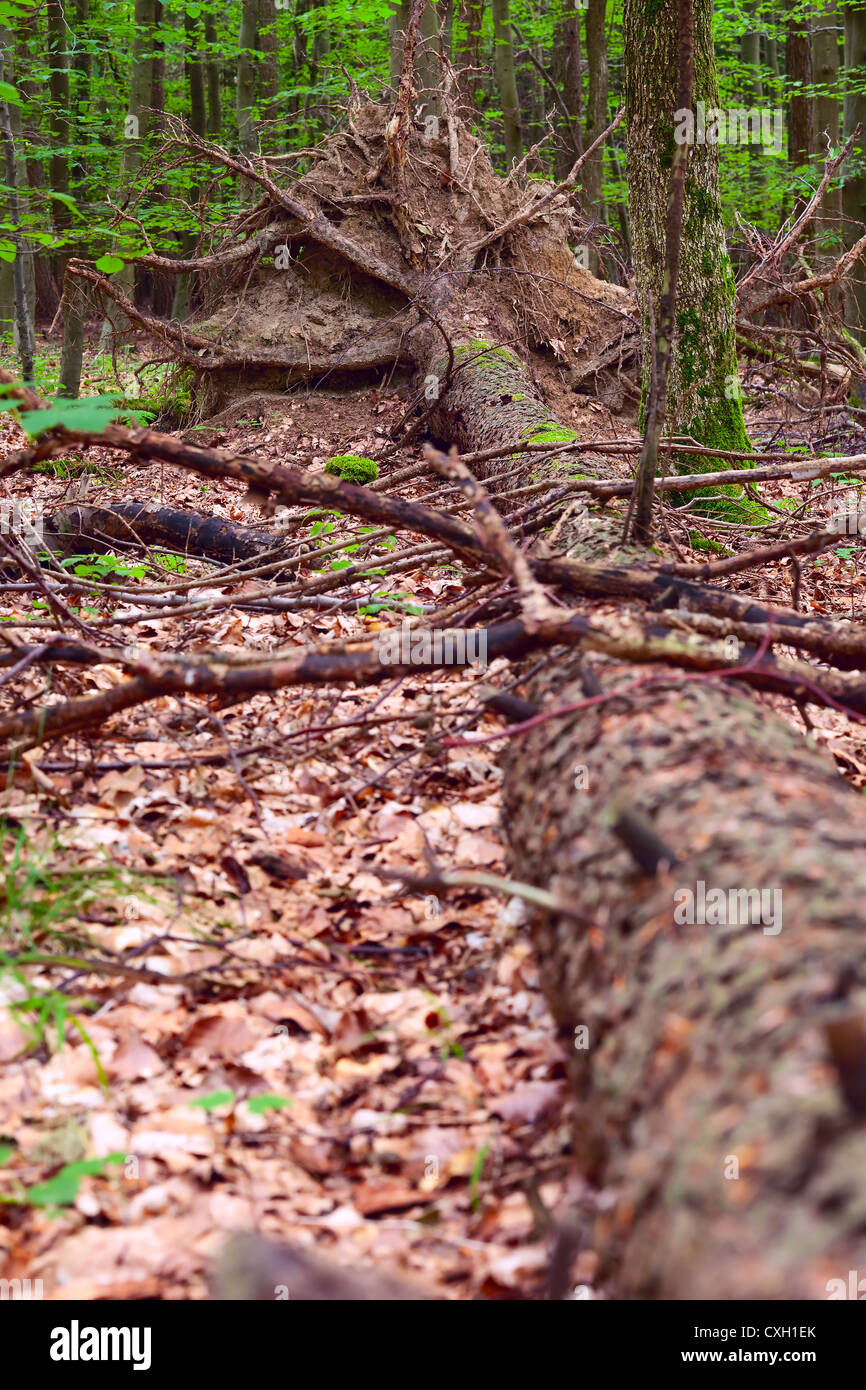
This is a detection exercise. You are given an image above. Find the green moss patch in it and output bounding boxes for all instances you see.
[324,455,379,485]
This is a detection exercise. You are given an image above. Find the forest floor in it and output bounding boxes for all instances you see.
[2,334,866,1299]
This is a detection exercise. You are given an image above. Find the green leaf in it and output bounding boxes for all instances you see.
[22,1153,124,1208]
[0,240,16,263]
[0,1143,15,1166]
[189,1089,235,1112]
[94,254,125,274]
[0,81,22,105]
[247,1094,292,1115]
[14,395,134,440]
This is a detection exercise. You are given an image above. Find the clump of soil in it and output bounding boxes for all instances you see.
[187,103,636,419]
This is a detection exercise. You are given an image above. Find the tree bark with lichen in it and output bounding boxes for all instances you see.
[623,0,749,465]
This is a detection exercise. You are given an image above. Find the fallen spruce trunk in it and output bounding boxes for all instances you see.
[424,353,866,1298]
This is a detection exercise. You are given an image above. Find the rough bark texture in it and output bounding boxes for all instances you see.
[623,0,748,461]
[502,655,866,1299]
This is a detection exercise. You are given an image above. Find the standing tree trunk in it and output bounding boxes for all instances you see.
[583,0,608,274]
[554,6,582,180]
[47,0,71,295]
[72,0,91,186]
[0,56,35,381]
[623,0,748,464]
[491,0,521,167]
[741,10,764,214]
[58,273,84,398]
[786,0,813,216]
[204,13,221,136]
[258,0,279,148]
[455,0,484,121]
[171,10,208,324]
[100,0,157,352]
[237,0,259,163]
[843,3,866,335]
[812,3,842,279]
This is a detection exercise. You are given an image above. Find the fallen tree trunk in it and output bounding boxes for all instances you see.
[45,502,288,566]
[503,656,866,1299]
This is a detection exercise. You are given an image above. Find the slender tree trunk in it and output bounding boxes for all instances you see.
[6,46,36,333]
[100,0,156,352]
[786,1,813,217]
[843,3,866,334]
[812,3,842,283]
[58,273,84,397]
[455,0,484,120]
[47,0,71,294]
[172,11,208,323]
[237,0,258,162]
[584,0,608,273]
[307,0,331,132]
[554,7,582,179]
[258,0,278,148]
[72,0,91,186]
[204,13,221,136]
[741,12,764,212]
[417,0,442,120]
[623,0,748,463]
[0,56,35,380]
[491,0,521,166]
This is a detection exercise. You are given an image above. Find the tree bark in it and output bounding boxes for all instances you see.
[583,0,608,274]
[554,7,582,180]
[0,52,35,380]
[812,3,842,280]
[455,0,484,120]
[100,0,157,351]
[491,0,521,167]
[47,0,72,293]
[204,13,222,136]
[741,12,764,213]
[237,0,259,163]
[171,11,208,323]
[623,0,748,463]
[786,0,813,217]
[843,3,866,335]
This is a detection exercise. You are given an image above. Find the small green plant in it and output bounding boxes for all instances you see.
[59,553,147,582]
[359,591,424,615]
[324,455,379,485]
[469,1143,489,1213]
[189,1089,291,1116]
[0,1153,125,1210]
[151,552,189,574]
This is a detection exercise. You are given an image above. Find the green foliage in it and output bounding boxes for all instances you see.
[0,392,152,440]
[2,1154,125,1211]
[59,553,147,582]
[324,454,379,485]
